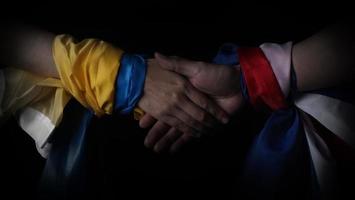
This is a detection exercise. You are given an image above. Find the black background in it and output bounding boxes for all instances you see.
[0,1,351,199]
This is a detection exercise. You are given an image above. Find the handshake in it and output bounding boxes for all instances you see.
[137,53,244,153]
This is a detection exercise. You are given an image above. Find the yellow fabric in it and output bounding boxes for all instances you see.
[0,68,71,127]
[52,35,124,116]
[0,34,142,134]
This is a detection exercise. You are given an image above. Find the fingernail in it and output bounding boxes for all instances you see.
[222,117,229,124]
[144,139,152,148]
[154,145,162,153]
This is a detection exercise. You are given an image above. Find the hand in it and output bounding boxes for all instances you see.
[141,53,244,153]
[137,59,229,137]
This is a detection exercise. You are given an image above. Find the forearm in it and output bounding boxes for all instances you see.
[0,24,58,78]
[292,23,355,91]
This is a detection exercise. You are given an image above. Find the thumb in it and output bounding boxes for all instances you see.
[155,52,200,78]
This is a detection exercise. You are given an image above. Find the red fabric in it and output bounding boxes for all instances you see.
[238,47,287,110]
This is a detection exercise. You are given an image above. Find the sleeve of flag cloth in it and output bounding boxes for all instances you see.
[52,35,124,116]
[238,47,288,110]
[259,42,293,98]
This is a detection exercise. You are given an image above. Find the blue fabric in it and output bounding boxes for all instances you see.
[214,44,316,199]
[39,54,147,198]
[40,100,94,199]
[115,54,147,114]
[213,43,239,65]
[212,43,249,101]
[240,70,249,103]
[39,43,320,199]
[241,108,314,198]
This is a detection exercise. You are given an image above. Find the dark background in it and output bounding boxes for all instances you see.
[0,1,351,199]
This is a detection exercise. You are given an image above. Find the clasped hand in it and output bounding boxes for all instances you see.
[137,53,244,153]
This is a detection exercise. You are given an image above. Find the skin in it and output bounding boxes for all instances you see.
[137,59,230,137]
[141,53,244,153]
[0,24,57,77]
[0,24,229,141]
[2,22,353,154]
[142,22,355,153]
[292,23,355,91]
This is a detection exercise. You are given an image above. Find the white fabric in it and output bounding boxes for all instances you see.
[301,111,337,200]
[18,107,54,158]
[0,70,4,117]
[260,42,292,97]
[37,142,52,158]
[0,68,70,158]
[295,93,355,149]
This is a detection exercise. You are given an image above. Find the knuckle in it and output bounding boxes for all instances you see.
[170,94,179,106]
[177,123,188,132]
[176,79,188,90]
[195,61,206,70]
[194,111,205,122]
[196,61,205,66]
[170,119,180,128]
[156,108,167,117]
[199,99,208,110]
[155,110,163,117]
[163,100,175,111]
[171,92,184,104]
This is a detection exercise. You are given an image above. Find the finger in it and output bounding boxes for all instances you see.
[171,104,207,132]
[185,84,229,124]
[155,52,200,78]
[154,128,183,153]
[170,133,194,154]
[139,114,157,128]
[163,115,200,137]
[144,121,170,148]
[177,90,219,128]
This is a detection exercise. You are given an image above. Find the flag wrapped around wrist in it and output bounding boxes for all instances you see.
[216,42,355,199]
